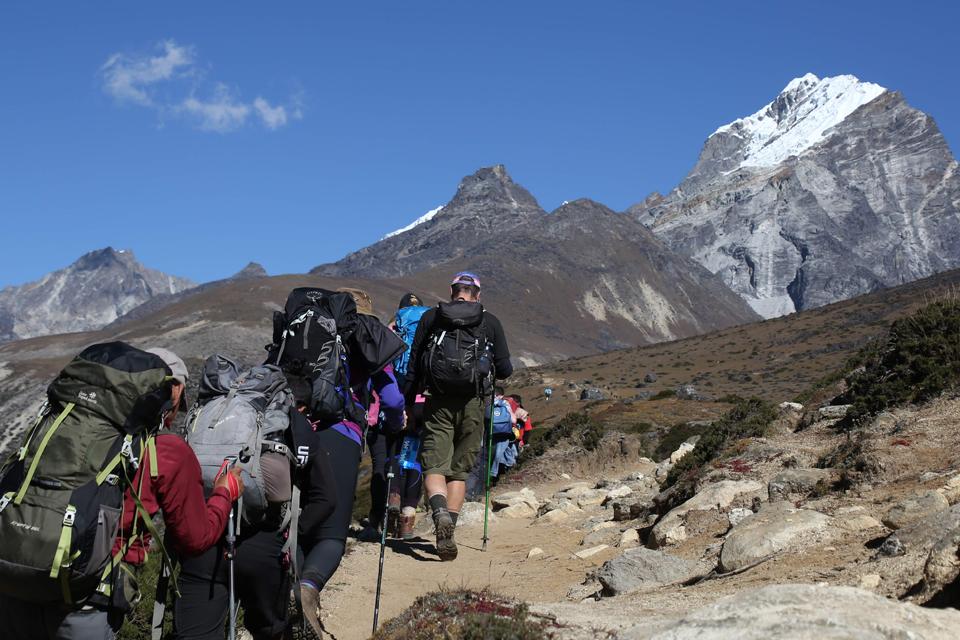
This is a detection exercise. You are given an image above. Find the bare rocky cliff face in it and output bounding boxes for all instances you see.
[0,248,195,343]
[631,74,960,318]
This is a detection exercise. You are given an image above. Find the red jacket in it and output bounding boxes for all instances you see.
[114,433,232,564]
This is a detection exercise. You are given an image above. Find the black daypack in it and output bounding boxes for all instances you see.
[267,288,363,425]
[424,301,493,397]
[0,342,175,606]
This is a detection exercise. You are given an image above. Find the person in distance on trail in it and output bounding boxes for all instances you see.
[0,346,244,640]
[404,272,512,561]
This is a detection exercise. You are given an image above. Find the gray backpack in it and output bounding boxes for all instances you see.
[185,355,295,528]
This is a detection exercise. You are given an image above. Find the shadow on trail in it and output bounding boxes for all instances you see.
[386,538,441,562]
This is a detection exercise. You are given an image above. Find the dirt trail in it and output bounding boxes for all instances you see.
[316,477,622,640]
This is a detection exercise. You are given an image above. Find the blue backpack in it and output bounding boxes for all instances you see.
[487,397,514,435]
[394,305,430,376]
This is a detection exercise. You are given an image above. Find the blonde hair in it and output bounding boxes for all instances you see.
[338,287,374,315]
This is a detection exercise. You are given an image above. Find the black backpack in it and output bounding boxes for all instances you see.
[267,288,364,425]
[424,301,493,397]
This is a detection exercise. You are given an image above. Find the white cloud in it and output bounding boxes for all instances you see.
[253,97,287,130]
[180,85,251,133]
[99,40,301,133]
[101,40,194,106]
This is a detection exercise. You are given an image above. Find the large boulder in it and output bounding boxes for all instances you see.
[720,503,833,572]
[620,584,960,639]
[882,490,949,530]
[650,480,764,547]
[768,468,832,502]
[818,404,851,420]
[596,548,697,596]
[580,388,605,401]
[456,501,494,527]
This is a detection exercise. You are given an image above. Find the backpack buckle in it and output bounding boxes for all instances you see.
[0,493,11,513]
[121,438,140,469]
[104,474,120,486]
[63,506,77,527]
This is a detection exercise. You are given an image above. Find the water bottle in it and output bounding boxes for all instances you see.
[399,435,421,471]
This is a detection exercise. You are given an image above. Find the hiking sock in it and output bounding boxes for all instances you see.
[449,511,459,526]
[428,493,448,515]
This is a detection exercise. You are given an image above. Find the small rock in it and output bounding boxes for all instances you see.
[555,482,594,499]
[527,547,545,559]
[604,485,634,504]
[768,468,832,502]
[499,503,537,519]
[618,529,640,548]
[492,487,540,511]
[650,479,764,548]
[539,509,570,524]
[644,372,658,383]
[670,442,696,464]
[878,536,906,557]
[591,521,619,532]
[728,507,754,528]
[561,473,572,480]
[938,474,960,504]
[566,580,601,602]
[583,528,623,548]
[573,545,609,559]
[882,491,950,530]
[596,548,696,595]
[676,384,710,401]
[456,502,493,527]
[577,489,607,509]
[580,388,605,401]
[779,401,804,413]
[859,574,881,590]
[837,514,883,532]
[818,404,852,420]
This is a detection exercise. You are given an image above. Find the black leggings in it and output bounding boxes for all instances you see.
[299,426,361,591]
[366,428,401,522]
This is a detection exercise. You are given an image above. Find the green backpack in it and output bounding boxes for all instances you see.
[0,341,176,606]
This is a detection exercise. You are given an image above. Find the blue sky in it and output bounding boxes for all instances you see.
[1,1,958,287]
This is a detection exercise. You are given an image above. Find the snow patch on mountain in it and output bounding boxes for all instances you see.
[381,206,444,240]
[715,73,886,170]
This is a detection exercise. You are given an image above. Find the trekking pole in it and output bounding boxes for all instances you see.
[218,456,239,640]
[372,469,394,635]
[481,379,496,552]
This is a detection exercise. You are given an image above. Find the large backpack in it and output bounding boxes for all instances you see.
[185,355,295,529]
[424,301,493,397]
[393,305,430,376]
[266,287,363,425]
[486,397,514,436]
[0,342,175,605]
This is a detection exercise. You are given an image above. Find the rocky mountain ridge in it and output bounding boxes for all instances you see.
[631,74,960,318]
[0,248,194,343]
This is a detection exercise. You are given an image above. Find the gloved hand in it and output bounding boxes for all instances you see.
[215,468,244,502]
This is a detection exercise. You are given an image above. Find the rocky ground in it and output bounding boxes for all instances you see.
[315,392,960,639]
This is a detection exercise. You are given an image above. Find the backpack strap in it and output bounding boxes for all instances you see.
[14,402,75,504]
[281,485,303,632]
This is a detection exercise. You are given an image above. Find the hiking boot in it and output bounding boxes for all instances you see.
[433,508,458,561]
[357,524,382,543]
[298,582,323,640]
[399,512,416,540]
[386,492,401,537]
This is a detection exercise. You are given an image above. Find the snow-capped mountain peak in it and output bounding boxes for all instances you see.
[381,206,444,240]
[715,73,887,170]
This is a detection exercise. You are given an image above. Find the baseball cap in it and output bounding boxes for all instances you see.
[146,347,189,410]
[450,271,481,290]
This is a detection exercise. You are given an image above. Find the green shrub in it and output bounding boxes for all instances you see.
[838,299,960,428]
[648,389,676,401]
[374,588,555,640]
[519,412,603,466]
[653,422,701,462]
[664,398,776,500]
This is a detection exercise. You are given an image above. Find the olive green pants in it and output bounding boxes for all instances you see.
[420,394,484,482]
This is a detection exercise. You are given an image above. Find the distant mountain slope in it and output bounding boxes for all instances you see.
[314,165,544,278]
[0,248,194,342]
[631,74,960,318]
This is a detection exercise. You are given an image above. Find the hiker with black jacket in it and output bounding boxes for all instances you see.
[404,272,512,561]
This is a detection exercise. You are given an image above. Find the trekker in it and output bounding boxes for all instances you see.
[404,272,512,561]
[171,371,337,640]
[0,343,243,640]
[282,287,405,638]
